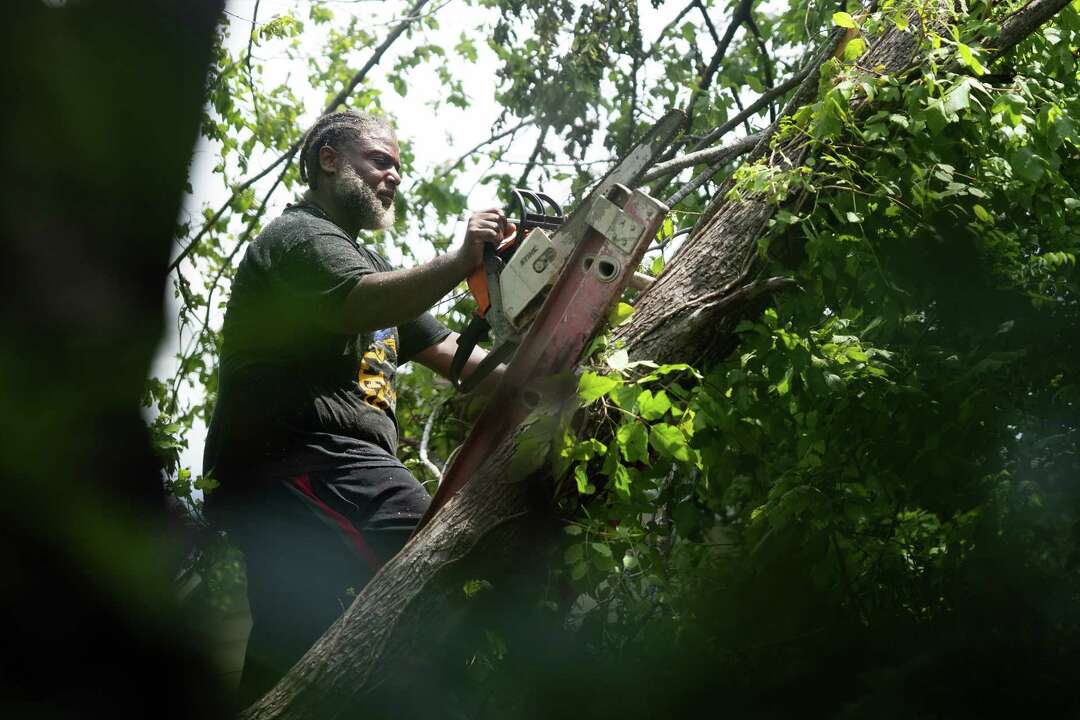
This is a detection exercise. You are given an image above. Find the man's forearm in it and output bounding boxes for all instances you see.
[340,251,468,334]
[413,331,506,394]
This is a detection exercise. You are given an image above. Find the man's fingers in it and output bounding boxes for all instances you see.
[471,220,502,235]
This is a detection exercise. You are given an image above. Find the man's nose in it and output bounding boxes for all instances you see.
[384,168,401,190]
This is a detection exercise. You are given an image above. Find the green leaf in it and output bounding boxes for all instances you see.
[609,383,640,409]
[844,37,866,61]
[649,423,691,462]
[992,92,1027,126]
[638,389,672,421]
[194,475,219,493]
[956,42,986,75]
[612,462,631,495]
[943,77,975,115]
[833,11,857,28]
[608,302,635,326]
[973,204,994,224]
[591,542,612,558]
[463,579,493,599]
[617,422,649,463]
[775,366,794,396]
[574,464,595,494]
[1011,147,1045,183]
[649,255,665,276]
[922,97,949,134]
[578,371,620,403]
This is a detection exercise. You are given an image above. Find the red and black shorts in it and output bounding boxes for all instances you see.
[213,447,430,705]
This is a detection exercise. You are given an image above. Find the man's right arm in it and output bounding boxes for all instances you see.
[335,209,515,335]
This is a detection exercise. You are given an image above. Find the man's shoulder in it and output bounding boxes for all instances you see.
[254,204,351,252]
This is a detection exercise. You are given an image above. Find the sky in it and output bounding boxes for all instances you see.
[154,0,723,478]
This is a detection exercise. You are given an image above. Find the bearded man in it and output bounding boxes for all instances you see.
[203,109,511,705]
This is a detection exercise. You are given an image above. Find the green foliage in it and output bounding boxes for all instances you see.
[483,3,1080,714]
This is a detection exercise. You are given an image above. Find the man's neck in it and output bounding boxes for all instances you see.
[303,189,359,239]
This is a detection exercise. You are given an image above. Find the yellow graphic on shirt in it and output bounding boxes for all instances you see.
[358,330,398,411]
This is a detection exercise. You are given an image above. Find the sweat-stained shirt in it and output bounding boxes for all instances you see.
[203,203,450,484]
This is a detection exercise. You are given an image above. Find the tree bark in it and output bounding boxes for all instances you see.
[242,2,1068,717]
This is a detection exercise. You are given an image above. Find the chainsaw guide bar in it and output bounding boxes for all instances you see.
[415,109,685,535]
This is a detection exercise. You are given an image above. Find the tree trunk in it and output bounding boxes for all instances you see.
[242,2,1068,717]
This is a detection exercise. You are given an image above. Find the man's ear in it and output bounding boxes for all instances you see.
[318,145,339,177]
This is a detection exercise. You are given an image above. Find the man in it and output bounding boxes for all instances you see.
[203,109,512,706]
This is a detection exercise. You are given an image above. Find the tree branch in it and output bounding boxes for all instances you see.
[418,395,448,484]
[643,132,759,183]
[515,124,550,189]
[689,58,815,153]
[694,0,721,46]
[992,0,1070,57]
[685,0,754,129]
[744,10,777,123]
[433,117,534,182]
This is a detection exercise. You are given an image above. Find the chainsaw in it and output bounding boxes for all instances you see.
[450,187,661,393]
[449,187,568,393]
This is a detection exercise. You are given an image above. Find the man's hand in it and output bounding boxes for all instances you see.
[456,209,516,271]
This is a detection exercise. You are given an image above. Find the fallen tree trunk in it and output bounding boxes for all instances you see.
[242,2,1069,717]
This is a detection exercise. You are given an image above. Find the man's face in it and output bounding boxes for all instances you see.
[330,131,402,230]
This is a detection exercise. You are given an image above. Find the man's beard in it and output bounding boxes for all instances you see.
[333,162,395,231]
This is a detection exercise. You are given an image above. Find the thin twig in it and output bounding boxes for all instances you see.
[694,0,721,46]
[744,10,777,123]
[690,60,814,152]
[432,117,534,182]
[168,146,294,272]
[419,395,449,484]
[245,0,262,127]
[644,0,697,57]
[685,0,754,129]
[515,124,550,189]
[729,87,754,135]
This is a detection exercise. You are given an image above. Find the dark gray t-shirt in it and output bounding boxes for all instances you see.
[203,203,450,481]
